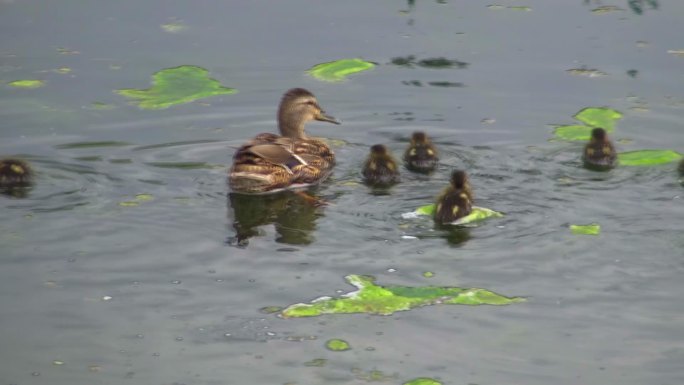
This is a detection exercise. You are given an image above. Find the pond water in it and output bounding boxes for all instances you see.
[2,1,684,384]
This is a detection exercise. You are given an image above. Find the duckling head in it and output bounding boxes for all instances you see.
[450,169,468,189]
[278,88,339,139]
[590,127,608,142]
[370,144,389,156]
[410,131,429,144]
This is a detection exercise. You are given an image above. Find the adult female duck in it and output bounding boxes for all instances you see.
[229,88,340,194]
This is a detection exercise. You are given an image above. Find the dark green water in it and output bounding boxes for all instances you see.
[2,1,684,384]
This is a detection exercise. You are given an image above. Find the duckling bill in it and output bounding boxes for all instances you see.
[404,131,438,172]
[362,144,400,186]
[582,128,616,170]
[434,170,473,225]
[0,158,33,188]
[229,88,340,194]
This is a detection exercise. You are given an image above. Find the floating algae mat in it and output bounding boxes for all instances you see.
[307,58,375,82]
[279,275,523,318]
[552,107,622,141]
[617,150,682,166]
[116,65,236,109]
[402,204,503,225]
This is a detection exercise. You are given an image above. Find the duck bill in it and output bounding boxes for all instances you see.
[316,111,340,125]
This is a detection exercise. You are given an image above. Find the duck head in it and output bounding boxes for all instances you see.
[278,88,339,139]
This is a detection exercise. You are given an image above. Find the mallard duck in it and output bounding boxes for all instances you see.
[434,170,473,225]
[362,144,400,186]
[404,131,438,172]
[229,88,340,194]
[582,128,616,170]
[0,158,33,188]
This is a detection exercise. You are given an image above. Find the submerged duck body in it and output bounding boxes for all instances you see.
[0,158,33,188]
[404,131,438,172]
[434,170,473,225]
[362,144,400,186]
[582,128,617,170]
[229,88,340,194]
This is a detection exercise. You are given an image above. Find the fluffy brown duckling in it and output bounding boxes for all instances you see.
[0,158,33,188]
[362,144,400,186]
[229,88,340,194]
[434,170,473,225]
[404,131,438,172]
[582,128,617,170]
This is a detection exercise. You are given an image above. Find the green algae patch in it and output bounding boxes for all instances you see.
[307,59,375,82]
[325,339,351,351]
[404,378,443,385]
[574,107,622,131]
[7,80,45,89]
[552,124,602,141]
[116,65,236,109]
[404,205,503,225]
[280,275,523,318]
[617,150,682,166]
[570,223,601,235]
[553,107,622,141]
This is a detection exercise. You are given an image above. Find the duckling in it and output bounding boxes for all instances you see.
[229,88,340,194]
[362,144,400,186]
[582,128,617,170]
[434,170,473,225]
[404,131,438,172]
[0,158,33,188]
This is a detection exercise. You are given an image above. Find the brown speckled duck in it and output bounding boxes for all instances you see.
[229,88,340,194]
[362,144,400,186]
[0,158,33,188]
[404,131,438,172]
[582,128,617,170]
[434,170,473,225]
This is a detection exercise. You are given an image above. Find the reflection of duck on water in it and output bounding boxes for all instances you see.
[228,191,322,247]
[0,158,33,198]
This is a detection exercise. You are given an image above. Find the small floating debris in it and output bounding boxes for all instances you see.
[7,79,45,89]
[325,339,351,351]
[566,67,607,77]
[303,358,327,367]
[307,58,375,82]
[422,271,435,278]
[56,47,80,55]
[56,141,131,149]
[161,21,188,33]
[570,223,601,235]
[591,5,624,14]
[667,49,684,57]
[487,5,532,11]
